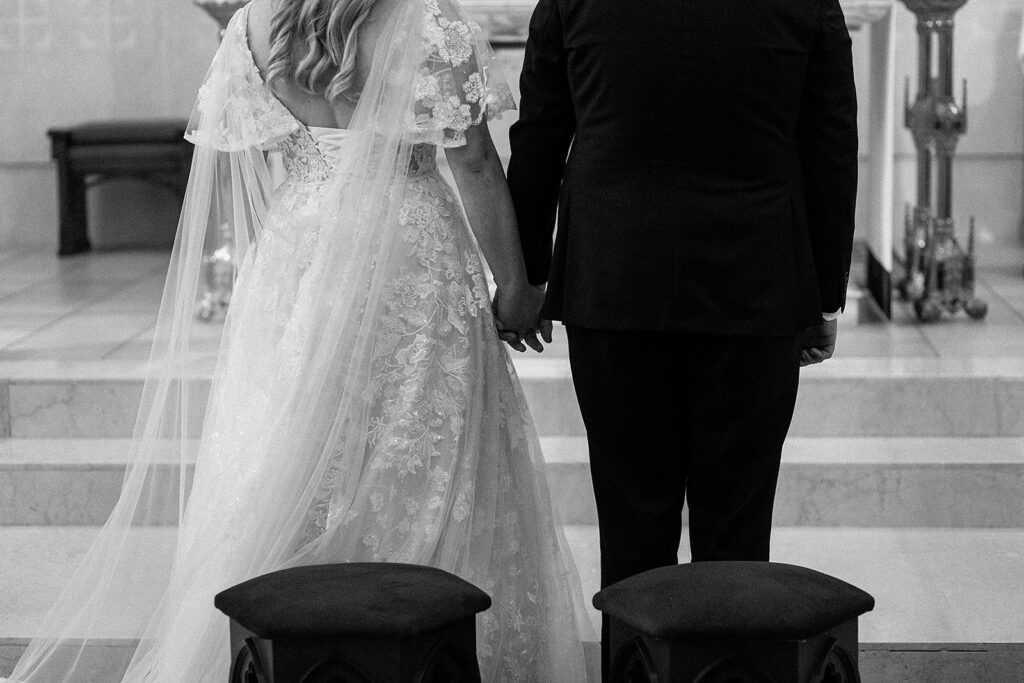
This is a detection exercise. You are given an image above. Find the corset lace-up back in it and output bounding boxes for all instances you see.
[279,127,439,185]
[280,128,334,186]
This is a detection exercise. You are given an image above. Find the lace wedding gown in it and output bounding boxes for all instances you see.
[4,1,591,681]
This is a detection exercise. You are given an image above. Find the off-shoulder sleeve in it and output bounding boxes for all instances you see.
[409,0,516,147]
[185,7,300,153]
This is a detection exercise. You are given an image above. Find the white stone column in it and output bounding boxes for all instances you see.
[1018,11,1024,243]
[845,1,898,318]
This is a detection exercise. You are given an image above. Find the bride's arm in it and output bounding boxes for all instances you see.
[445,124,546,351]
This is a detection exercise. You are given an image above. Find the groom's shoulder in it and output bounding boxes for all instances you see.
[705,0,847,36]
[791,0,851,28]
[544,0,840,34]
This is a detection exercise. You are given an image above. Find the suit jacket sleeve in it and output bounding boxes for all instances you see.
[798,0,859,313]
[507,0,576,286]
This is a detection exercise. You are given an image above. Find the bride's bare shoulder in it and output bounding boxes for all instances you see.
[245,0,275,73]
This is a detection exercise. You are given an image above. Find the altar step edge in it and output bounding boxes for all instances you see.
[2,436,1023,528]
[3,639,1024,683]
[2,364,1024,438]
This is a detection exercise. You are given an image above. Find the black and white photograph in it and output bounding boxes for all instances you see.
[0,0,1022,680]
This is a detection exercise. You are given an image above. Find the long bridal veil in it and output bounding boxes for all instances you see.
[6,1,590,681]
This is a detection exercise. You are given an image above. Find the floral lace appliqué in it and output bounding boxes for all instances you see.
[411,0,516,147]
[186,5,299,152]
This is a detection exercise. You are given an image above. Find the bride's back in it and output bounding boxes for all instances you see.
[246,0,405,129]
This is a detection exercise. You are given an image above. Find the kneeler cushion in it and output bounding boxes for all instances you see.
[214,562,491,638]
[593,561,875,640]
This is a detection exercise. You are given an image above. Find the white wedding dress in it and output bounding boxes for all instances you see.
[4,1,591,681]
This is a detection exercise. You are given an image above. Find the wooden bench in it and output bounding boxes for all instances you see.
[47,120,193,256]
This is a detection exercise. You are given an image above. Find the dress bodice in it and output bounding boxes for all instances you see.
[279,127,338,187]
[279,126,439,186]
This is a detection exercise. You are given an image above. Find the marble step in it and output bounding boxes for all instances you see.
[515,356,1024,439]
[2,525,1023,682]
[2,357,1024,439]
[1,641,1020,683]
[2,437,1023,528]
[549,436,1024,528]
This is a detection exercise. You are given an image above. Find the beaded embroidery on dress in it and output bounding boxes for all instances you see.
[1,1,591,682]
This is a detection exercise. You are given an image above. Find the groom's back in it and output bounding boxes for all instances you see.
[509,0,858,334]
[565,0,815,184]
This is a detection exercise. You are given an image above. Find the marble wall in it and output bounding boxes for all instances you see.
[0,0,218,251]
[0,1,1022,257]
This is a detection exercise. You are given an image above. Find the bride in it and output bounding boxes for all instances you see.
[4,0,592,680]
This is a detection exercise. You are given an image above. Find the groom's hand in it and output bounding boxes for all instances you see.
[523,319,554,353]
[494,283,548,352]
[798,318,838,367]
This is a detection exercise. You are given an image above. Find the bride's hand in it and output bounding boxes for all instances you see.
[494,283,548,352]
[497,319,553,353]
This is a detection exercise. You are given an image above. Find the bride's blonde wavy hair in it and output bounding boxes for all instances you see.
[266,0,379,103]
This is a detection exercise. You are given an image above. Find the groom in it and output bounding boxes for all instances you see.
[504,0,858,672]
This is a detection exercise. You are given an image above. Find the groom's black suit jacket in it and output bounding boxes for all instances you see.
[508,0,858,334]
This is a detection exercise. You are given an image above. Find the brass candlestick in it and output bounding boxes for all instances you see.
[898,0,986,321]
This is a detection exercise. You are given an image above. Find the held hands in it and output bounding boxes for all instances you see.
[798,317,838,367]
[493,283,553,353]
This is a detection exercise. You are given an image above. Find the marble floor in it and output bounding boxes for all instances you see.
[1,248,1024,368]
[2,247,1024,680]
[1,524,1022,644]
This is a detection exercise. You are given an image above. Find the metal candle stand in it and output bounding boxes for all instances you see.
[898,0,987,322]
[193,1,248,323]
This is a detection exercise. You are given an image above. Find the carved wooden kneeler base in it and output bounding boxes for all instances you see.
[215,563,492,683]
[595,561,875,683]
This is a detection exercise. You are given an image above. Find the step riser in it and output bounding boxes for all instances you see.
[5,461,1023,528]
[553,462,1024,528]
[3,376,1024,438]
[861,645,1024,683]
[522,376,1024,438]
[0,382,198,440]
[0,640,136,683]
[3,640,1022,683]
[773,464,1024,527]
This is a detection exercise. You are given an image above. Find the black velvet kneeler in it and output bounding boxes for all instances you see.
[214,563,491,683]
[594,561,875,683]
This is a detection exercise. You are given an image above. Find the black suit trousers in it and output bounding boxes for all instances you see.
[566,327,801,673]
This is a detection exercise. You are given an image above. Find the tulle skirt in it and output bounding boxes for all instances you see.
[115,167,592,682]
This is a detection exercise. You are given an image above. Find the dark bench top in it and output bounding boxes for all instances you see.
[215,562,492,639]
[47,119,189,146]
[594,561,875,641]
